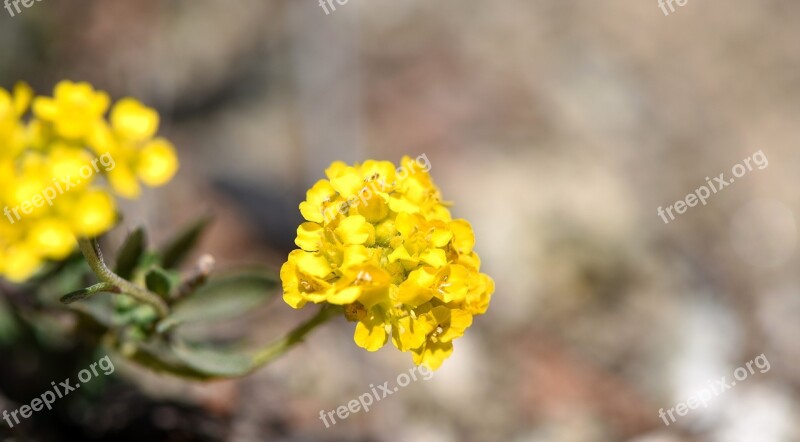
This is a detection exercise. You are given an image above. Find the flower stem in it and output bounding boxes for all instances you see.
[78,237,170,317]
[250,305,340,369]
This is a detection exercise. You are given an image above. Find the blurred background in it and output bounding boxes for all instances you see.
[1,0,800,441]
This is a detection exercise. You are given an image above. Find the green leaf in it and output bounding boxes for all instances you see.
[171,341,256,378]
[60,288,93,304]
[121,340,222,380]
[156,271,277,333]
[145,267,175,298]
[0,297,19,344]
[161,217,212,270]
[130,305,158,325]
[71,296,117,329]
[60,282,119,304]
[121,339,255,380]
[115,228,147,280]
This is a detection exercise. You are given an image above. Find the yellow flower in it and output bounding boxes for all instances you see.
[281,157,494,370]
[68,190,117,237]
[29,219,76,260]
[33,81,109,140]
[0,81,179,282]
[110,98,159,143]
[1,246,42,283]
[137,138,179,186]
[89,100,178,198]
[0,82,32,158]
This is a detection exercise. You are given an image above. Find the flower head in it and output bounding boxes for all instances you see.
[33,81,109,141]
[89,97,178,198]
[0,81,179,282]
[281,156,494,370]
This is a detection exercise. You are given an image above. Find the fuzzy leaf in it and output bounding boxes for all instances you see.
[171,341,256,378]
[115,228,147,280]
[161,218,211,269]
[120,339,255,380]
[60,282,119,304]
[156,271,277,333]
[145,267,176,298]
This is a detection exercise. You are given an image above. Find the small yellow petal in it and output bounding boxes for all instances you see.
[387,245,412,263]
[397,268,436,306]
[280,261,307,309]
[429,228,453,248]
[420,248,447,268]
[12,82,33,116]
[108,166,141,199]
[335,215,372,245]
[295,222,323,251]
[354,317,388,352]
[70,191,117,237]
[299,201,324,223]
[294,252,332,279]
[412,341,453,371]
[3,247,43,283]
[341,245,370,269]
[328,166,362,196]
[324,161,349,181]
[388,196,420,214]
[439,310,473,342]
[137,138,178,186]
[450,220,475,254]
[32,97,57,120]
[111,98,159,142]
[29,219,76,259]
[392,316,429,351]
[327,286,361,305]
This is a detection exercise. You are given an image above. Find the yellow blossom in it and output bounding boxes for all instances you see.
[0,81,179,282]
[90,96,179,198]
[281,157,494,370]
[33,81,109,140]
[137,138,179,186]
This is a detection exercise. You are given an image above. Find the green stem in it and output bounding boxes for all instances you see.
[78,237,169,317]
[250,305,340,370]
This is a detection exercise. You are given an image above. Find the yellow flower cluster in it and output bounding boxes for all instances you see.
[281,156,494,370]
[0,81,179,282]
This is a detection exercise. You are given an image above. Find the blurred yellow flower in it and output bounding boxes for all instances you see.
[281,156,494,370]
[137,139,179,187]
[90,96,178,198]
[110,98,160,143]
[0,80,179,282]
[0,83,32,159]
[33,81,109,141]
